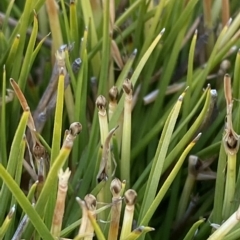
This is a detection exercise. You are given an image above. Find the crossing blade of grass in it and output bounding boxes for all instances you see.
[0,164,54,240]
[0,111,29,224]
[5,34,20,73]
[139,88,187,223]
[140,133,202,226]
[161,86,212,174]
[0,66,7,167]
[0,205,15,240]
[109,30,165,129]
[45,0,63,52]
[183,218,206,240]
[211,144,227,225]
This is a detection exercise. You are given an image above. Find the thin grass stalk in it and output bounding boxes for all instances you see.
[150,24,187,124]
[140,133,202,226]
[16,11,38,91]
[220,12,240,47]
[76,197,88,236]
[51,168,71,237]
[190,19,231,104]
[69,0,79,52]
[182,30,197,130]
[109,30,164,129]
[59,0,70,43]
[0,66,7,167]
[120,189,137,240]
[222,0,230,27]
[98,0,110,95]
[5,34,20,73]
[10,9,37,133]
[86,209,106,240]
[223,154,237,219]
[79,0,100,76]
[139,0,166,60]
[223,229,240,240]
[212,144,226,225]
[133,86,211,194]
[108,178,123,240]
[115,49,137,91]
[50,65,66,164]
[121,79,133,187]
[139,88,186,222]
[84,194,97,240]
[64,50,77,91]
[9,0,34,79]
[11,137,25,205]
[183,219,205,240]
[72,47,88,162]
[203,0,214,54]
[31,32,52,66]
[162,85,211,173]
[115,0,144,27]
[233,50,240,105]
[222,74,239,219]
[176,155,198,221]
[45,0,63,52]
[0,110,29,224]
[0,205,15,240]
[26,180,38,202]
[0,163,54,239]
[1,0,14,31]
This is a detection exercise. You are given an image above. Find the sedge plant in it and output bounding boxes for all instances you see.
[1,0,240,240]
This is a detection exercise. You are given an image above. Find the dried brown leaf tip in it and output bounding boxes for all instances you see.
[51,168,71,237]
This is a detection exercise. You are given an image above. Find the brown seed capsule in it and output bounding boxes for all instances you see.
[69,122,82,136]
[109,86,118,102]
[84,194,97,211]
[110,178,122,196]
[123,79,133,95]
[96,95,107,111]
[124,189,137,206]
[33,142,47,159]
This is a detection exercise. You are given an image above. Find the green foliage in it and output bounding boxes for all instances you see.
[0,0,240,239]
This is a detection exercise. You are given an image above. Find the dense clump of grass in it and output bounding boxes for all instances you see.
[1,0,240,239]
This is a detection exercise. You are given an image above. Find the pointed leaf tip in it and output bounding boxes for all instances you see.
[132,48,138,55]
[193,133,202,142]
[160,28,165,35]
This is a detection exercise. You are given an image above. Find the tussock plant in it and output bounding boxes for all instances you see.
[1,0,240,239]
